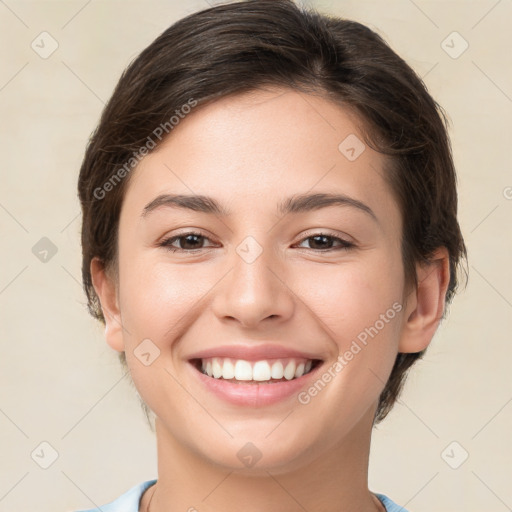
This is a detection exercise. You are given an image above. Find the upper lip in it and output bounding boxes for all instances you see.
[187,344,323,361]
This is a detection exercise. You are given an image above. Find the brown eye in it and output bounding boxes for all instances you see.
[160,232,214,252]
[296,233,354,251]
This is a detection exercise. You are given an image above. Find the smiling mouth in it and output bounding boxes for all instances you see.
[191,357,322,383]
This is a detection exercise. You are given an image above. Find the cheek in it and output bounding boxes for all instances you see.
[118,255,219,344]
[294,255,405,345]
[294,251,405,412]
[117,257,217,415]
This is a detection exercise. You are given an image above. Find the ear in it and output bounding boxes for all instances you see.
[398,247,451,353]
[90,256,125,353]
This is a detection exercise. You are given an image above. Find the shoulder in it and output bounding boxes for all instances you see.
[374,492,411,512]
[71,479,157,512]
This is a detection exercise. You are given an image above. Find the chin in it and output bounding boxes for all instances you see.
[180,423,321,475]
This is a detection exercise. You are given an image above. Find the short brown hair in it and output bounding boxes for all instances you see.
[78,0,467,423]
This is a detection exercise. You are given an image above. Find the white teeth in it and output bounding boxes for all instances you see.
[271,361,284,379]
[212,358,223,378]
[199,357,316,382]
[283,361,296,380]
[222,360,235,379]
[253,361,271,381]
[234,360,252,380]
[295,362,305,378]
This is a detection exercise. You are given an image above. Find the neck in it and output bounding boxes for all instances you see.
[144,407,383,512]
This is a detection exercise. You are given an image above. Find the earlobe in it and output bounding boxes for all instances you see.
[398,247,451,353]
[90,257,125,353]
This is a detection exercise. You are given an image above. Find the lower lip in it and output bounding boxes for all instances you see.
[190,363,321,407]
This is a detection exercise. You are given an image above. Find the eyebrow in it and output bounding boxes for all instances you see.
[141,192,377,222]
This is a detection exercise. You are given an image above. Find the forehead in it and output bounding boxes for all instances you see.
[121,87,400,230]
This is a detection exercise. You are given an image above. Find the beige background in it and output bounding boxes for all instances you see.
[1,1,511,511]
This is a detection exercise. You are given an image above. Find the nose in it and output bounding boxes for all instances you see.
[211,243,295,329]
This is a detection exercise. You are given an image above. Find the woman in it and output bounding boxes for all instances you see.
[75,1,467,510]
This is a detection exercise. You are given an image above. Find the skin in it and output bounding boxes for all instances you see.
[91,87,450,512]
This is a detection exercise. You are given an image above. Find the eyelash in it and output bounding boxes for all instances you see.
[159,231,355,253]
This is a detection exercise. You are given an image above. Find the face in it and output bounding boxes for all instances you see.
[101,87,410,472]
